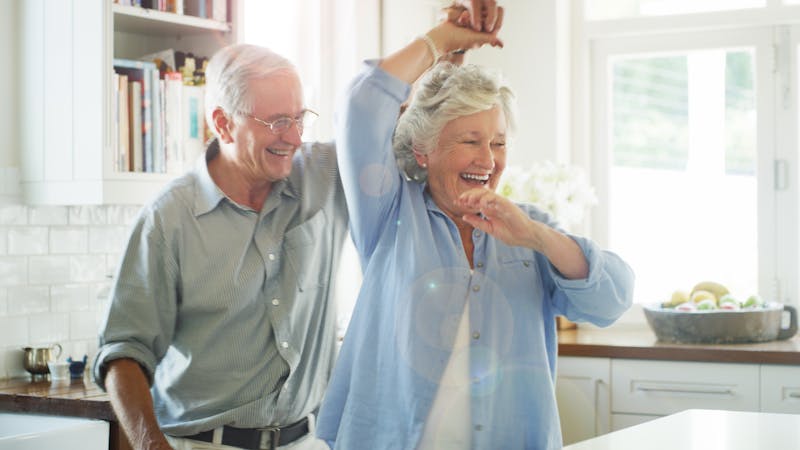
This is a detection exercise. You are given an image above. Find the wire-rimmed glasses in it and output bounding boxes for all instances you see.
[243,109,318,135]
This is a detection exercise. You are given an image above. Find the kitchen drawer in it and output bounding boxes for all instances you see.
[611,359,759,415]
[760,364,800,413]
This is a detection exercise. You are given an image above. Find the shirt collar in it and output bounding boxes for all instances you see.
[192,139,299,217]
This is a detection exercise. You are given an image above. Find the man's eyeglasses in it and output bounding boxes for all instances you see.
[243,109,318,135]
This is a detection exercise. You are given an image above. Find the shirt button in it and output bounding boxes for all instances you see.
[268,253,276,261]
[476,262,484,268]
[473,230,482,237]
[281,341,289,349]
[271,298,280,306]
[523,261,530,267]
[474,424,483,431]
[472,331,480,340]
[472,285,480,292]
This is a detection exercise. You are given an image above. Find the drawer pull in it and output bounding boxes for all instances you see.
[788,392,800,399]
[635,385,733,396]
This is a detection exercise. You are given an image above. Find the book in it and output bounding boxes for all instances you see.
[117,74,130,172]
[182,84,205,167]
[211,0,226,22]
[113,59,158,172]
[150,67,164,173]
[163,71,184,174]
[128,80,143,172]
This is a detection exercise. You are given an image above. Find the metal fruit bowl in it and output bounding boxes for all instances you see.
[643,302,798,344]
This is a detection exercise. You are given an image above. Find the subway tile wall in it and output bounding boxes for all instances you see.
[0,204,141,380]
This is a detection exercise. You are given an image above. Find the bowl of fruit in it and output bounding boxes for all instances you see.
[644,281,797,344]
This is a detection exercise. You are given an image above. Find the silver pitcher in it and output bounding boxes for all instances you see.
[22,344,62,379]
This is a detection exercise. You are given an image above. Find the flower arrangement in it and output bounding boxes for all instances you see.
[498,161,598,229]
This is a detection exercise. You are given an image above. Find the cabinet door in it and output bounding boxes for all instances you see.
[761,364,800,413]
[612,359,759,416]
[556,356,611,445]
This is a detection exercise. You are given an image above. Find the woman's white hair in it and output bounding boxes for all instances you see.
[204,44,298,135]
[393,62,516,183]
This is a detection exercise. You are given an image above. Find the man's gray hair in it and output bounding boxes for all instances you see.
[393,63,516,183]
[204,44,298,135]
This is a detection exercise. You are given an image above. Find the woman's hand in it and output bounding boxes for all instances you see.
[457,188,538,249]
[457,188,589,279]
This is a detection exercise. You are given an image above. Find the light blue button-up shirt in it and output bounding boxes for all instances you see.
[93,140,348,436]
[316,62,634,450]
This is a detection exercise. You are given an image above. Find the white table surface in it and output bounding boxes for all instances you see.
[563,409,800,450]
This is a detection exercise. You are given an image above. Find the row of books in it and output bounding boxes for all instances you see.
[113,0,227,21]
[112,59,206,175]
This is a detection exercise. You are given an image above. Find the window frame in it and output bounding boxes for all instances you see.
[572,1,800,308]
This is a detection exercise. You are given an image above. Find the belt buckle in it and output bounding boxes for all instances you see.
[260,426,281,450]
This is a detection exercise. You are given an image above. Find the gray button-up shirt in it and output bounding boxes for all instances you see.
[93,139,348,436]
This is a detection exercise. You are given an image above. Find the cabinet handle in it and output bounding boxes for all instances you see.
[634,384,733,396]
[788,392,800,399]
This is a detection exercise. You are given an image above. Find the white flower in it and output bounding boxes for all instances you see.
[499,161,598,228]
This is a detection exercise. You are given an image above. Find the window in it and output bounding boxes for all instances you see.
[585,0,764,20]
[577,2,800,308]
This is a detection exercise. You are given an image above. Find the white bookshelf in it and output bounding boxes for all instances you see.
[19,0,237,205]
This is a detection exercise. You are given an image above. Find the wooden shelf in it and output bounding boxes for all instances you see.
[113,4,230,36]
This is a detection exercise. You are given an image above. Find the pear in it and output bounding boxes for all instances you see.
[691,281,729,302]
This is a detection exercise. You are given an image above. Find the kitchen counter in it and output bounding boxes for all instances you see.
[0,377,131,450]
[558,325,800,365]
[562,409,800,449]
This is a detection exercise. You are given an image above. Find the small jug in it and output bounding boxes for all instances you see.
[67,355,88,379]
[22,344,62,379]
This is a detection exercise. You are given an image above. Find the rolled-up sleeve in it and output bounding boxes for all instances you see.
[93,208,179,390]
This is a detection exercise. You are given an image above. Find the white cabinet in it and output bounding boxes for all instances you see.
[556,357,611,445]
[557,357,799,441]
[18,1,237,205]
[611,359,760,416]
[760,364,800,413]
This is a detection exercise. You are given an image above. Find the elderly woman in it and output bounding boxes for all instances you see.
[316,16,634,450]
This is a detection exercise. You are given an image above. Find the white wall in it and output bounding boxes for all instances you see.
[381,0,572,169]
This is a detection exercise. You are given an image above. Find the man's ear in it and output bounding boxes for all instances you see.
[413,149,428,168]
[212,107,234,143]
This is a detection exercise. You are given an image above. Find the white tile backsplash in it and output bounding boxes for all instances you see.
[29,206,69,225]
[0,204,138,380]
[0,227,7,254]
[8,286,50,315]
[29,255,71,285]
[0,256,27,287]
[50,227,89,254]
[89,226,129,254]
[28,312,70,346]
[51,284,90,312]
[8,227,48,255]
[69,255,107,283]
[0,206,27,225]
[69,205,108,225]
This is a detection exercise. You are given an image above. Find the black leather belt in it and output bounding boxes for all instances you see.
[183,415,310,450]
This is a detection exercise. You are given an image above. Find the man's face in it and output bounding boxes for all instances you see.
[229,71,305,183]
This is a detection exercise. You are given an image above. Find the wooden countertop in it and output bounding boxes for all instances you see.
[0,376,131,450]
[558,325,800,365]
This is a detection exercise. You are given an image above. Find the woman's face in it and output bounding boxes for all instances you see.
[420,106,508,221]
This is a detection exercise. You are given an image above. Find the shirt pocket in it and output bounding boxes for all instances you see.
[283,210,328,291]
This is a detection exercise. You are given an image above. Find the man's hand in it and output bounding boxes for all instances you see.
[457,0,501,32]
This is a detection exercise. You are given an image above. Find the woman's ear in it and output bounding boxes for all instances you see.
[413,149,428,168]
[212,107,234,144]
